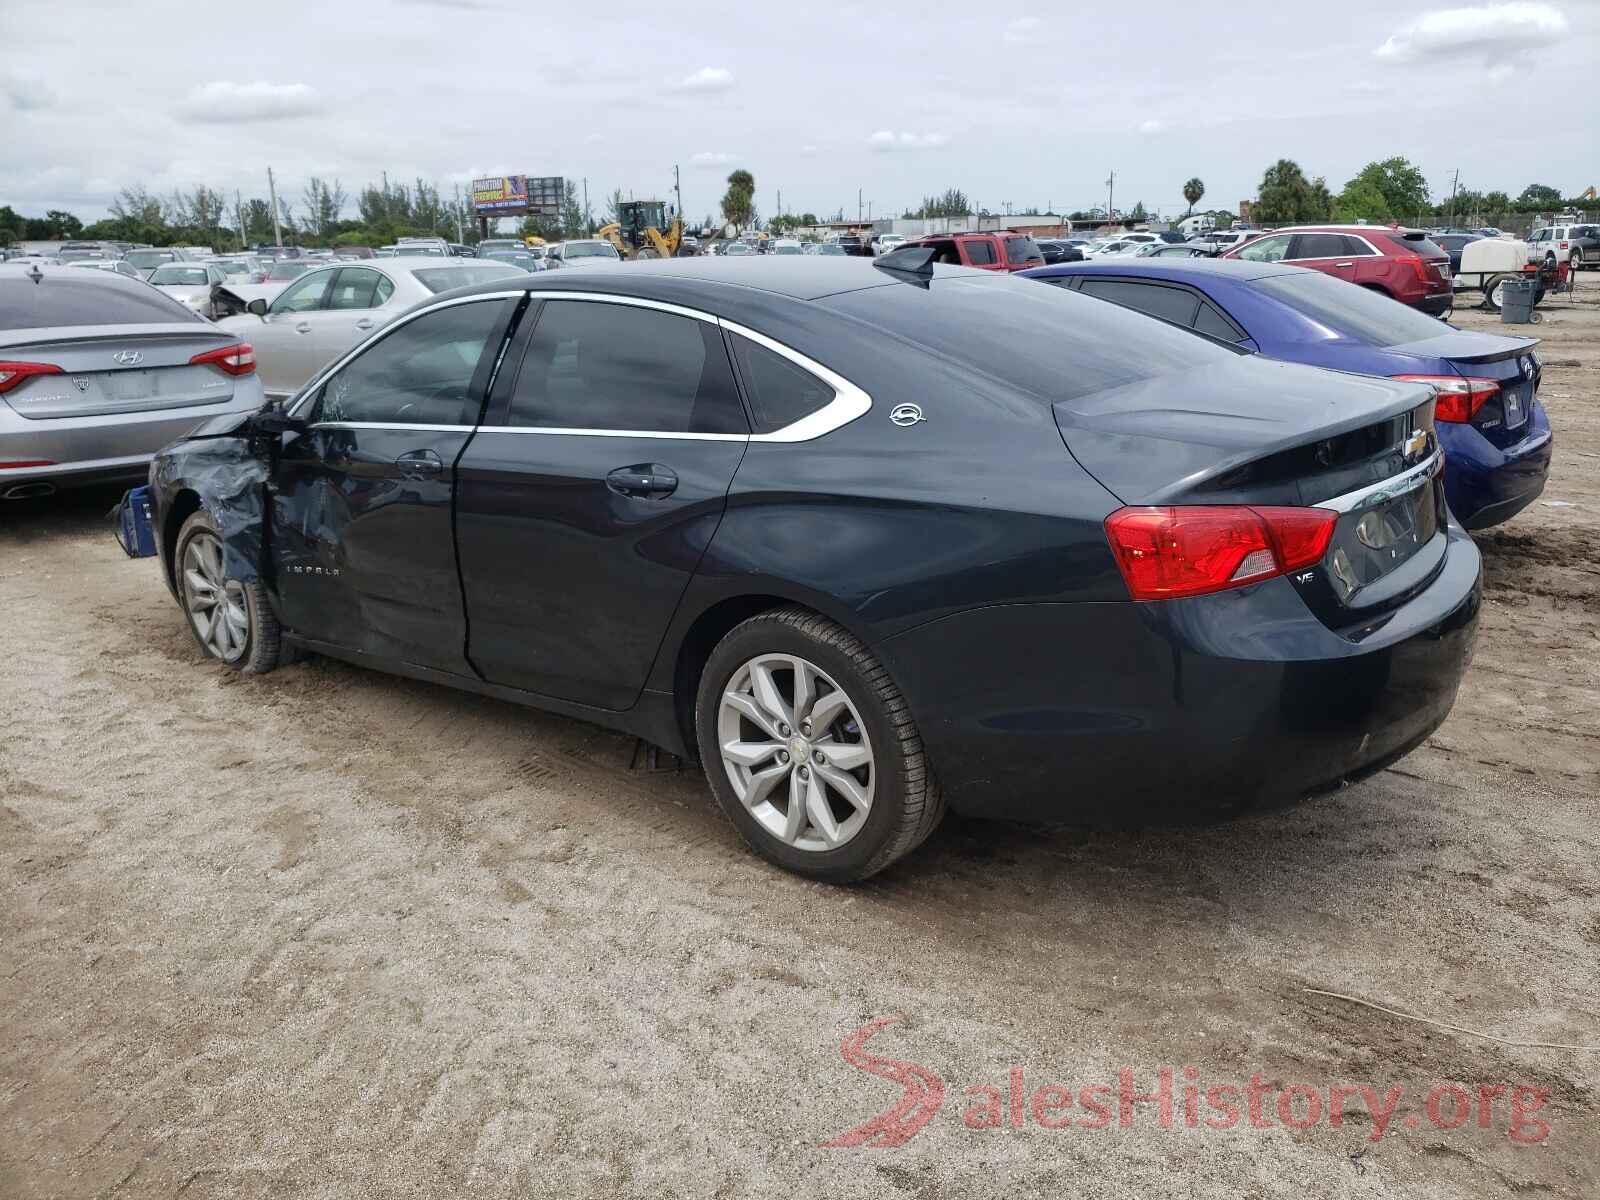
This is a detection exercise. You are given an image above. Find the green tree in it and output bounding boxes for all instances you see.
[1253,159,1333,224]
[1182,177,1205,215]
[1518,183,1562,206]
[1342,157,1429,221]
[243,198,275,243]
[906,188,970,219]
[1131,200,1147,221]
[301,177,348,240]
[559,180,584,237]
[720,169,755,229]
[1334,178,1392,223]
[1481,190,1512,214]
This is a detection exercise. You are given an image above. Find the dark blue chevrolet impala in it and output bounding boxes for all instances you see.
[147,258,1481,881]
[1025,257,1553,530]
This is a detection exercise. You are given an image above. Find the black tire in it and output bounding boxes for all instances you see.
[1482,275,1505,312]
[695,608,945,882]
[174,510,281,674]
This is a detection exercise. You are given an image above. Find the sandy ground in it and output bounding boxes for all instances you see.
[2,282,1598,1199]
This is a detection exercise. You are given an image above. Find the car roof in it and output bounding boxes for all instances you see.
[1027,257,1311,285]
[449,255,983,305]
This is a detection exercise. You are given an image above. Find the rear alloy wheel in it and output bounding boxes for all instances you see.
[1484,276,1506,312]
[176,511,281,674]
[696,609,944,881]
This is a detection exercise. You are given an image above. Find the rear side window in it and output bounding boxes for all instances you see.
[1341,235,1377,256]
[1193,302,1243,342]
[1291,233,1347,259]
[964,240,997,266]
[507,300,746,435]
[1005,237,1042,265]
[729,334,835,434]
[328,267,388,310]
[0,271,202,328]
[313,298,512,426]
[1078,279,1201,327]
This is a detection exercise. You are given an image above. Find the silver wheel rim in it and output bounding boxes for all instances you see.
[1490,280,1504,309]
[717,652,874,852]
[182,531,249,662]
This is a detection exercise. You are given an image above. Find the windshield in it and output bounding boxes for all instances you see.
[1253,270,1455,345]
[563,242,620,259]
[150,266,211,285]
[412,262,524,293]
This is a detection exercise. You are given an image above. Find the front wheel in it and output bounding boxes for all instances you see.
[695,608,944,882]
[175,511,281,673]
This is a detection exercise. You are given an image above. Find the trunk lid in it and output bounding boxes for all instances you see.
[0,324,243,419]
[1056,355,1446,627]
[1390,330,1541,450]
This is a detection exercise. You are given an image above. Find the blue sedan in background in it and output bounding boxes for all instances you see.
[1025,258,1552,529]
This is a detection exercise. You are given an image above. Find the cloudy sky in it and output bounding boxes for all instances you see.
[2,0,1595,226]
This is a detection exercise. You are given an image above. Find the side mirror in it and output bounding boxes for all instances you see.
[247,298,269,317]
[251,407,306,437]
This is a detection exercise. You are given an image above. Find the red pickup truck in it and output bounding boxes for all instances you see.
[907,231,1045,272]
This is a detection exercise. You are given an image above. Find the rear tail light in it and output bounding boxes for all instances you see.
[1391,374,1498,423]
[0,361,63,395]
[190,343,256,376]
[1103,505,1338,601]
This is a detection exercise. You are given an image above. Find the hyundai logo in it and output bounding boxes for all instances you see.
[889,403,926,427]
[112,350,143,366]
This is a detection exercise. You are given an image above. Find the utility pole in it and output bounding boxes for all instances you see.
[858,187,863,223]
[1447,168,1460,226]
[673,165,682,228]
[454,183,464,243]
[582,177,591,233]
[266,166,283,249]
[1106,170,1115,225]
[235,188,245,250]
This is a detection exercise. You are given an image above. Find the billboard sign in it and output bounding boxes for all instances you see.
[471,175,564,217]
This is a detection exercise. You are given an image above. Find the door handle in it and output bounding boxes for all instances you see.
[295,322,312,333]
[1335,261,1354,267]
[606,463,678,499]
[395,449,444,479]
[354,318,375,330]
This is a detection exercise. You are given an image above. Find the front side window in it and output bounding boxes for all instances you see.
[506,300,746,435]
[1236,234,1291,262]
[312,299,512,426]
[328,267,387,310]
[964,240,997,266]
[270,271,333,314]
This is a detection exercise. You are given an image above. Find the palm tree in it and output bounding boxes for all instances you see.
[1182,177,1205,216]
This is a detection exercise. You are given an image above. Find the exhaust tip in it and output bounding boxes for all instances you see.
[2,482,57,500]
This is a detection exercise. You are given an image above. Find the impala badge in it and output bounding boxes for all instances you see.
[73,377,89,392]
[889,403,926,427]
[1401,430,1429,463]
[112,350,143,366]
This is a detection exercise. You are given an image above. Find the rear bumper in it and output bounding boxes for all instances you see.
[879,526,1481,824]
[1439,406,1553,530]
[1415,292,1454,316]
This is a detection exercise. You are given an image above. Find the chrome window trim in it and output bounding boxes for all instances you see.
[286,290,526,417]
[1315,450,1442,514]
[289,287,873,443]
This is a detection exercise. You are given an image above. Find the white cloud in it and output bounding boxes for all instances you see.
[800,144,819,156]
[1003,16,1042,44]
[1138,119,1168,134]
[866,130,949,152]
[689,151,734,168]
[1375,3,1568,64]
[3,70,56,112]
[177,81,319,123]
[671,66,735,92]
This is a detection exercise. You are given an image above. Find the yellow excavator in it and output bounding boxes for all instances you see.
[597,199,682,259]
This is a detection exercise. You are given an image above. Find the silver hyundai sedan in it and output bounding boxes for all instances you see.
[214,255,524,399]
[0,263,264,499]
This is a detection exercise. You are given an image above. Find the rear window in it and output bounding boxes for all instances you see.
[1252,270,1449,345]
[1005,237,1042,265]
[822,274,1236,404]
[0,270,203,329]
[411,263,525,294]
[1393,232,1448,260]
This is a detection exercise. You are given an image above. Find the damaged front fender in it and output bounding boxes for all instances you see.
[151,431,271,586]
